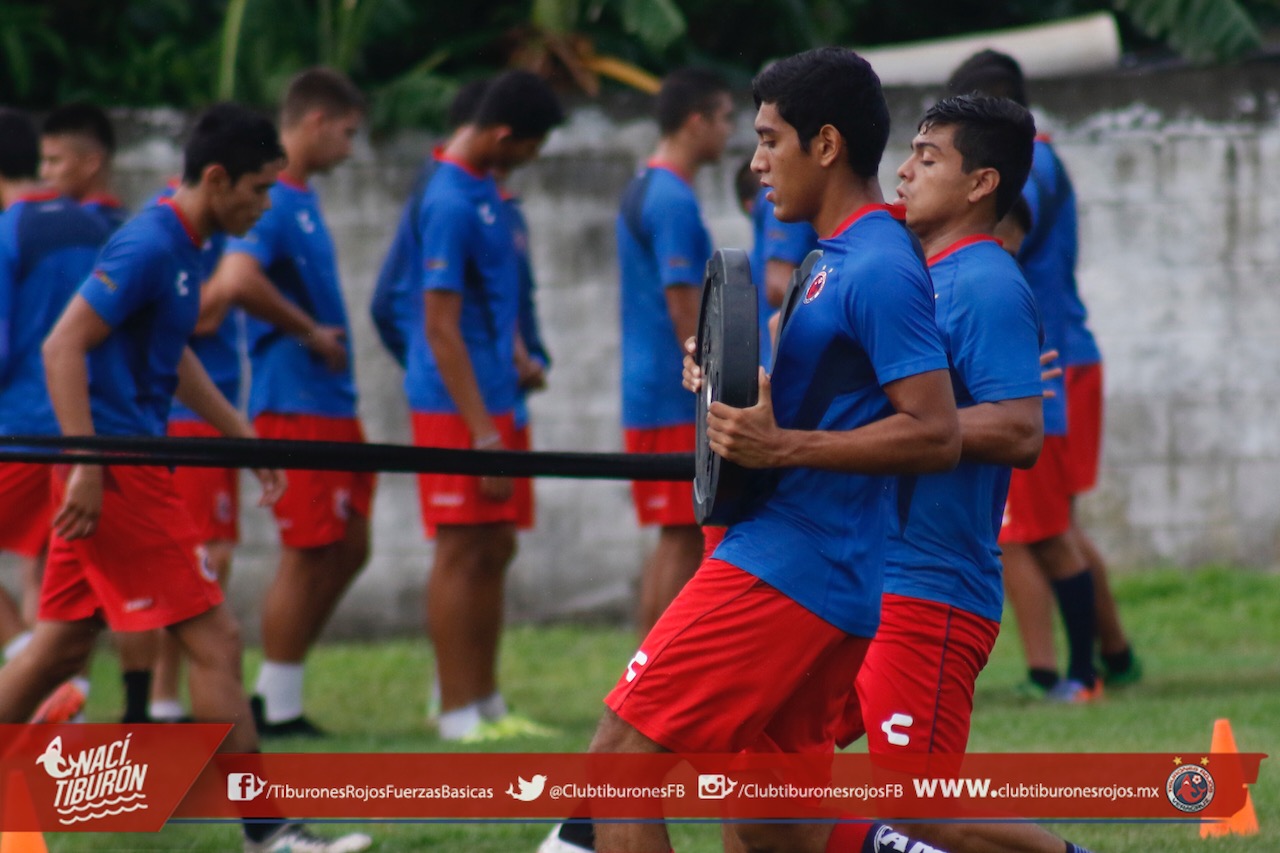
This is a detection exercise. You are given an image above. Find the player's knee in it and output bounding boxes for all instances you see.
[588,709,656,755]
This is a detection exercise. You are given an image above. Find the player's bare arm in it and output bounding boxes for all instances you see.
[709,366,960,475]
[665,283,700,353]
[174,346,286,505]
[424,289,512,502]
[958,396,1043,469]
[203,251,347,372]
[42,294,111,540]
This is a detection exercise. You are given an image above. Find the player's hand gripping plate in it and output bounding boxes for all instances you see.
[693,248,758,526]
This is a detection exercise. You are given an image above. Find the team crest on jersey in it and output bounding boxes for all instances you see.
[802,269,828,304]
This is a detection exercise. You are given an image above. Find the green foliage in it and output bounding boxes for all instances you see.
[1112,0,1263,62]
[0,4,68,99]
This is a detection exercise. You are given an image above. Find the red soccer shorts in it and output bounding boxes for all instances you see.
[0,463,51,557]
[998,434,1072,545]
[253,414,375,549]
[511,423,535,531]
[40,465,224,632]
[606,558,870,756]
[625,424,697,528]
[412,412,522,532]
[168,420,239,544]
[1064,362,1103,496]
[837,594,999,753]
[701,525,726,563]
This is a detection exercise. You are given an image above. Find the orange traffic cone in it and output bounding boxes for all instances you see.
[0,771,47,853]
[1200,718,1259,838]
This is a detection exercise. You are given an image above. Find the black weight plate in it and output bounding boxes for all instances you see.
[694,248,759,526]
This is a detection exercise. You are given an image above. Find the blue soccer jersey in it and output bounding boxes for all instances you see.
[78,199,205,437]
[403,154,520,416]
[227,177,357,418]
[143,187,244,423]
[1023,138,1100,369]
[750,186,819,367]
[81,194,129,234]
[371,157,439,369]
[616,163,712,429]
[0,192,110,435]
[714,205,950,637]
[883,237,1044,622]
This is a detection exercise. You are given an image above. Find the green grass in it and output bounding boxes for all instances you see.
[42,567,1280,851]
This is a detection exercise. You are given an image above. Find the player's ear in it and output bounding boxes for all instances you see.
[202,162,232,194]
[813,124,843,168]
[969,167,999,206]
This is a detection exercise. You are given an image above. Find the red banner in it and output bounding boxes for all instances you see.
[0,728,1262,831]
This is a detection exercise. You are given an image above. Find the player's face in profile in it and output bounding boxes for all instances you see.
[214,158,285,236]
[312,110,362,173]
[40,135,101,200]
[751,102,818,224]
[896,123,977,239]
[494,133,545,172]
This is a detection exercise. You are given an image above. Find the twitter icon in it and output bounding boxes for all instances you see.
[506,774,547,802]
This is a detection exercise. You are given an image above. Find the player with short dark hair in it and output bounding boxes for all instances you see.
[200,68,371,737]
[617,67,734,636]
[583,47,961,853]
[948,49,1139,702]
[40,102,126,232]
[402,69,563,741]
[0,102,368,853]
[0,108,110,684]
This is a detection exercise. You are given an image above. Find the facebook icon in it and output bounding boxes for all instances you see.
[228,773,267,801]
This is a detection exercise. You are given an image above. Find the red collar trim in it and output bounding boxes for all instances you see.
[277,173,309,191]
[83,193,123,208]
[826,203,900,239]
[1035,133,1053,143]
[16,190,61,203]
[647,159,693,185]
[435,146,488,180]
[927,234,999,266]
[156,196,203,247]
[166,176,181,190]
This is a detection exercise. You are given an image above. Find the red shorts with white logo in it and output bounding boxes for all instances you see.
[836,594,999,754]
[412,412,522,532]
[253,414,375,549]
[0,462,52,557]
[998,435,1072,545]
[40,465,224,632]
[606,558,870,755]
[511,423,535,531]
[167,420,240,544]
[1064,363,1103,496]
[625,425,697,528]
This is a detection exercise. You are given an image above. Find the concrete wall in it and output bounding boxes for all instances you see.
[23,60,1280,638]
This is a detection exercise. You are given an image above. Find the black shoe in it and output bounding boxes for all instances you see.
[250,695,327,738]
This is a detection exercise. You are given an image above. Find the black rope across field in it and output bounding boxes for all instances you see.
[0,435,694,481]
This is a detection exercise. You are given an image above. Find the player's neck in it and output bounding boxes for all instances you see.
[813,175,884,239]
[918,212,996,259]
[167,185,216,242]
[650,138,701,183]
[442,127,497,176]
[0,178,42,209]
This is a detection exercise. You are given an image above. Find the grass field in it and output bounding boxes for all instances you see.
[40,565,1279,852]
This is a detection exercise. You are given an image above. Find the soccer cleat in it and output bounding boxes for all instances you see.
[251,695,328,739]
[1012,678,1053,701]
[1046,679,1104,704]
[243,823,372,853]
[458,713,559,744]
[537,823,595,852]
[1101,652,1144,688]
[31,681,87,724]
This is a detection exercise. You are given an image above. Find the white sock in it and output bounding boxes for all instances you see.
[477,691,507,722]
[71,675,91,698]
[149,699,186,722]
[437,703,482,741]
[254,661,305,723]
[4,630,32,661]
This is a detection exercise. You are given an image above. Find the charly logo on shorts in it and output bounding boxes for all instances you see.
[802,269,828,304]
[36,735,149,825]
[1166,761,1214,813]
